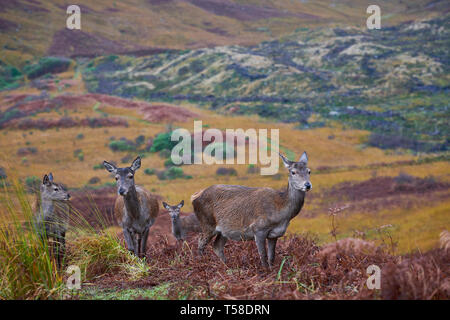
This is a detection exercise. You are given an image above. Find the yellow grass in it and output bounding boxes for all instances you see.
[0,75,448,254]
[289,195,450,254]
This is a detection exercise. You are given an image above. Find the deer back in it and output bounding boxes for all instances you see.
[193,184,288,231]
[181,213,201,233]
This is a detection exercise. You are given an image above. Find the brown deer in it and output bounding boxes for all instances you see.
[192,152,311,268]
[103,156,159,258]
[162,200,201,241]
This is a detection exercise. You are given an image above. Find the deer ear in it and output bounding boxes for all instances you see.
[43,174,50,185]
[48,172,54,182]
[279,153,292,169]
[178,200,184,209]
[299,151,308,164]
[162,202,170,210]
[131,156,141,172]
[103,161,117,174]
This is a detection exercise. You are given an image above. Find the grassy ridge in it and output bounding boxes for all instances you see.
[81,14,450,151]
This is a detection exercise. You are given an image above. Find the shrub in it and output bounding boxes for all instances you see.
[135,135,145,146]
[93,164,103,170]
[76,133,84,140]
[25,176,40,193]
[88,177,100,185]
[216,167,237,176]
[23,57,71,80]
[156,167,190,180]
[0,167,6,180]
[73,149,84,161]
[109,138,136,152]
[150,132,177,153]
[165,167,185,180]
[67,233,149,281]
[144,168,156,175]
[17,147,37,156]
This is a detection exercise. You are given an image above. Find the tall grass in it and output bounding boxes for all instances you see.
[0,178,64,299]
[0,175,149,300]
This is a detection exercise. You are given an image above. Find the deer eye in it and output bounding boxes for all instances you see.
[291,171,296,175]
[307,169,311,175]
[128,175,133,179]
[54,188,58,191]
[115,176,119,181]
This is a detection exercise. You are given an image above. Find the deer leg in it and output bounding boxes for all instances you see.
[213,233,228,263]
[198,232,215,255]
[254,233,269,268]
[136,234,142,257]
[56,232,66,269]
[267,237,277,267]
[123,228,135,254]
[140,227,149,259]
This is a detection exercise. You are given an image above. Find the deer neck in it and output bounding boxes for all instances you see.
[171,216,184,240]
[123,186,140,220]
[284,181,305,219]
[40,198,54,217]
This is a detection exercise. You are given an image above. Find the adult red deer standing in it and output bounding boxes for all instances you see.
[103,156,159,258]
[192,152,312,268]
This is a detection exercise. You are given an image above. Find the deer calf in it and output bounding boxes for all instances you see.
[192,152,312,268]
[103,156,159,258]
[162,200,201,241]
[34,173,71,268]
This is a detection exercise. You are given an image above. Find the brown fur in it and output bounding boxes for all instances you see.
[180,213,202,234]
[192,152,311,268]
[114,186,159,227]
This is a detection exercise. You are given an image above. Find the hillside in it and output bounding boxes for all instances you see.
[0,2,449,300]
[78,14,449,152]
[0,0,447,66]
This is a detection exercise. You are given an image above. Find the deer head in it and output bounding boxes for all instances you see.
[162,200,184,220]
[103,156,141,196]
[40,173,70,201]
[279,152,312,192]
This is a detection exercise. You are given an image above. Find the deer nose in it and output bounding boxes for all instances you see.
[67,194,71,199]
[305,182,312,190]
[119,188,126,196]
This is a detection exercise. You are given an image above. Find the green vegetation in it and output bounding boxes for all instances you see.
[82,14,450,153]
[150,132,177,153]
[67,233,149,281]
[0,181,64,299]
[24,175,40,193]
[77,284,171,300]
[23,57,71,80]
[157,167,192,180]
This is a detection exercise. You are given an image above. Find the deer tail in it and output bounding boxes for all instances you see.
[190,189,205,202]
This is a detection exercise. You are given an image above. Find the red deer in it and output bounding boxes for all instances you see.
[192,152,311,268]
[103,156,159,258]
[162,200,201,241]
[34,173,71,268]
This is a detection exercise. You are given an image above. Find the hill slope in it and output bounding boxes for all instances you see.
[0,0,447,66]
[81,14,450,152]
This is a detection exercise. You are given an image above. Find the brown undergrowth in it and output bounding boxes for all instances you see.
[84,233,449,300]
